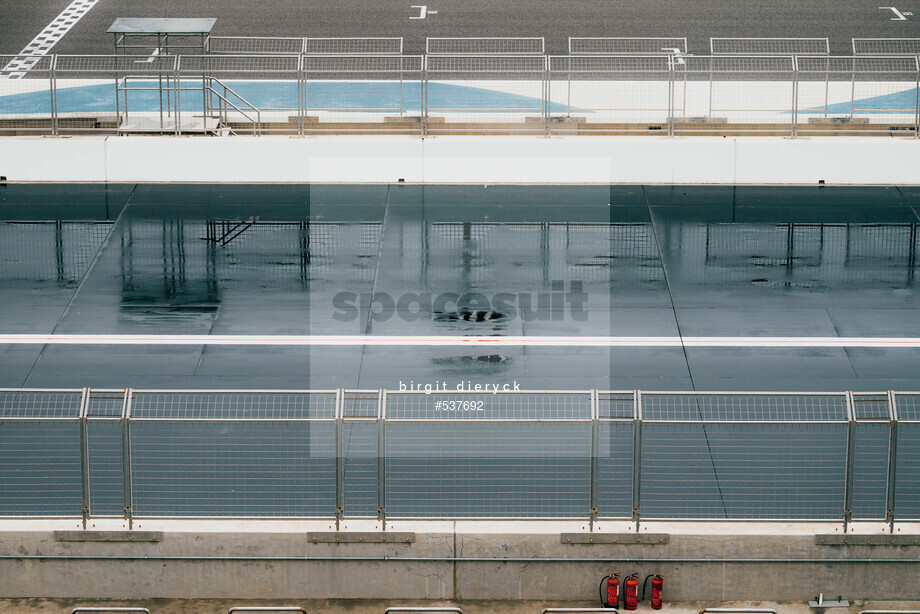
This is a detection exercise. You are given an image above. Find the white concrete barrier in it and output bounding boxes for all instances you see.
[0,136,918,184]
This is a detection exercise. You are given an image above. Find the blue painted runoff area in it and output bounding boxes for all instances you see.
[0,81,568,114]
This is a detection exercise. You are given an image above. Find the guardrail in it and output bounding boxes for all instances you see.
[1,52,918,137]
[384,608,463,614]
[1,388,917,531]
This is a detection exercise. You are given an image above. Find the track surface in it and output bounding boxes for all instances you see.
[2,183,920,392]
[2,0,919,56]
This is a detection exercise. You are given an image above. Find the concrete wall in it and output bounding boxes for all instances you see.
[0,136,919,184]
[1,520,918,601]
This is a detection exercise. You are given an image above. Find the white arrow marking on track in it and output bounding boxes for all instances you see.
[880,6,909,19]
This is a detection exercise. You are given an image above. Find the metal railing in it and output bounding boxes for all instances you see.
[1,388,918,531]
[1,52,919,137]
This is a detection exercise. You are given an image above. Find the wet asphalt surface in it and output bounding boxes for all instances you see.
[1,183,919,393]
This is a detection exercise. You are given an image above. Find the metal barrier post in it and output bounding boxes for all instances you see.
[79,388,90,528]
[335,389,344,529]
[298,55,305,136]
[544,55,550,137]
[589,390,598,529]
[122,388,134,528]
[667,55,674,137]
[422,57,428,138]
[915,57,919,137]
[791,56,799,138]
[886,391,899,533]
[633,390,642,531]
[173,63,180,136]
[843,392,856,532]
[50,55,58,136]
[378,389,387,529]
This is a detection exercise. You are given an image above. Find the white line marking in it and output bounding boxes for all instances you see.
[410,5,428,19]
[1,0,100,78]
[2,334,920,348]
[880,6,909,19]
[136,48,161,64]
[662,47,685,64]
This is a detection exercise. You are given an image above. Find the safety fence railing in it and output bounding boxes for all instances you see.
[1,388,918,530]
[1,53,919,137]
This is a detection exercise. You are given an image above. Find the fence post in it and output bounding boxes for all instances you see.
[378,389,387,529]
[78,387,90,528]
[50,55,58,136]
[122,388,134,529]
[886,391,899,533]
[544,55,550,137]
[298,54,305,137]
[633,390,642,532]
[589,390,598,530]
[843,392,856,532]
[422,56,428,138]
[668,55,674,137]
[335,388,344,530]
[173,59,180,136]
[791,55,799,138]
[914,58,919,138]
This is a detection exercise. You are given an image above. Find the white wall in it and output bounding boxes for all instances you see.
[1,135,918,184]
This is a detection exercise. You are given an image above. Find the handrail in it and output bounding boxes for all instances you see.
[385,609,463,614]
[72,609,150,614]
[206,78,261,132]
[228,608,307,614]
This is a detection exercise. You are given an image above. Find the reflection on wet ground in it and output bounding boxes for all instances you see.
[1,183,919,391]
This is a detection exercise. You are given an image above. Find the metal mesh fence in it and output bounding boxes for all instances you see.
[385,391,592,420]
[129,391,337,420]
[1,52,918,137]
[640,392,849,422]
[568,38,687,55]
[548,55,675,134]
[0,388,916,523]
[305,38,403,55]
[52,54,179,135]
[0,221,113,286]
[302,55,424,134]
[208,37,304,55]
[711,38,829,55]
[0,55,54,133]
[675,55,796,134]
[385,420,591,518]
[853,38,920,55]
[341,391,381,516]
[424,55,546,134]
[177,55,302,135]
[894,394,920,520]
[427,38,544,55]
[0,390,84,516]
[640,422,848,519]
[595,419,635,519]
[129,419,337,517]
[796,56,920,135]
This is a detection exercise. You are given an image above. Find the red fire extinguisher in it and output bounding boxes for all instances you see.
[599,572,620,608]
[623,573,639,610]
[642,574,664,610]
